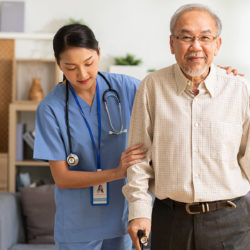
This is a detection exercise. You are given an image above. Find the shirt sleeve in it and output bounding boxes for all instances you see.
[33,102,66,162]
[122,76,155,221]
[239,83,250,181]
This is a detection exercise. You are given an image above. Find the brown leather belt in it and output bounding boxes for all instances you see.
[163,197,240,215]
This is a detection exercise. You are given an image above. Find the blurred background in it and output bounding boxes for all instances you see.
[2,0,250,78]
[0,1,249,249]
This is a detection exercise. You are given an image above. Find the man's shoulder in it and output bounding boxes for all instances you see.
[215,66,249,94]
[141,64,175,88]
[215,66,248,84]
[135,65,176,96]
[146,64,175,79]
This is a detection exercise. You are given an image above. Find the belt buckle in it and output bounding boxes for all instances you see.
[185,202,200,214]
[226,200,237,209]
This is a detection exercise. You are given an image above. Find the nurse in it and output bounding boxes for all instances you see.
[33,24,146,250]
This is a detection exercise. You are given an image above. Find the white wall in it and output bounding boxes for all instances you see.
[3,0,250,81]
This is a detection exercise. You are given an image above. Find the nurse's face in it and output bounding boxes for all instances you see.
[58,47,100,94]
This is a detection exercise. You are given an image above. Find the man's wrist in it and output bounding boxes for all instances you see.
[128,201,152,221]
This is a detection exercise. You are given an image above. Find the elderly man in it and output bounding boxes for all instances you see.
[123,4,250,250]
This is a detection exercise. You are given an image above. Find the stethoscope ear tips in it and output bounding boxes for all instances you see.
[67,153,79,166]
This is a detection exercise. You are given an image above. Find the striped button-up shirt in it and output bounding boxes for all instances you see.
[123,64,250,221]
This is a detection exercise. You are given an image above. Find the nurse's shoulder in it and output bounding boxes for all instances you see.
[99,72,140,110]
[36,83,65,117]
[38,83,65,107]
[99,71,140,91]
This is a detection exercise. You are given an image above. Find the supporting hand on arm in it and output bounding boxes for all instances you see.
[49,144,147,189]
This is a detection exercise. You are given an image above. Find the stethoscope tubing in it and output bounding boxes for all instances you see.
[65,71,126,166]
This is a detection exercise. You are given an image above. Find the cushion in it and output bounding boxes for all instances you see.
[20,184,55,244]
[10,244,55,250]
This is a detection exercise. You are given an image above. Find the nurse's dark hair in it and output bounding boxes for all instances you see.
[53,23,99,64]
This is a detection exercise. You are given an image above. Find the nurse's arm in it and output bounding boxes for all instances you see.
[49,144,147,189]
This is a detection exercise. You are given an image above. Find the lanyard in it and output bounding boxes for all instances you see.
[68,80,102,170]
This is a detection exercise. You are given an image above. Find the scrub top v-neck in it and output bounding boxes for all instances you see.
[33,72,140,243]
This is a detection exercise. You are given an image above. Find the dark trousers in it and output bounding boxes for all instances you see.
[151,196,250,250]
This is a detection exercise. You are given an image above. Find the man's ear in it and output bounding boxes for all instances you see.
[170,35,175,54]
[214,37,222,56]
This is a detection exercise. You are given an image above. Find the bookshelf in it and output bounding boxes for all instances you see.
[0,34,59,192]
[12,58,59,101]
[8,59,59,192]
[0,153,8,191]
[8,102,53,192]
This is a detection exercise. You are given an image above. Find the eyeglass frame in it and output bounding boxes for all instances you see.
[172,34,218,44]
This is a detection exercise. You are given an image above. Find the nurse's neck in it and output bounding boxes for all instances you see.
[64,80,97,107]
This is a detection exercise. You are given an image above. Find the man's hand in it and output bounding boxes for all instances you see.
[127,218,151,250]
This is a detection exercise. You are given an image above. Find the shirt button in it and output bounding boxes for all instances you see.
[194,122,199,127]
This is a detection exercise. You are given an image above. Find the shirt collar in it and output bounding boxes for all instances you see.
[174,64,190,95]
[203,64,217,97]
[174,63,217,97]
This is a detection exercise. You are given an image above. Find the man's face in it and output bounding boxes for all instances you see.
[170,10,222,79]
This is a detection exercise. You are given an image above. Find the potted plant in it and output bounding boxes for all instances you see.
[109,53,147,80]
[114,53,142,66]
[68,18,85,25]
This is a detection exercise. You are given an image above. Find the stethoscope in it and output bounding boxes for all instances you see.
[66,72,127,166]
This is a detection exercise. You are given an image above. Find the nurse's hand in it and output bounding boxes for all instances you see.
[127,218,151,250]
[117,144,147,178]
[217,65,244,76]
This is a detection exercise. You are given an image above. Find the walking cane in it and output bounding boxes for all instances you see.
[137,230,148,250]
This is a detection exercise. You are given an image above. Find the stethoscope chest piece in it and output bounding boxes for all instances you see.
[67,153,79,166]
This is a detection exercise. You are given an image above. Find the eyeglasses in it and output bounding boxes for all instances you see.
[173,34,217,44]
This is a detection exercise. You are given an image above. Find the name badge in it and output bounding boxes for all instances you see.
[91,182,109,206]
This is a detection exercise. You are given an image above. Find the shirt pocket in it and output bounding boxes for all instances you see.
[209,121,242,162]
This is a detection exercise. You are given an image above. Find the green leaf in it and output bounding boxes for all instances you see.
[114,53,142,65]
[68,18,85,25]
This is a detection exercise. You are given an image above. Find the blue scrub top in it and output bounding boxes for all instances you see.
[33,72,140,243]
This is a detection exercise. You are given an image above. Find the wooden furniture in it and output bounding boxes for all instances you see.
[12,58,59,101]
[9,102,47,192]
[0,39,14,192]
[0,32,59,191]
[0,153,8,191]
[0,32,60,192]
[8,58,59,192]
[0,39,14,153]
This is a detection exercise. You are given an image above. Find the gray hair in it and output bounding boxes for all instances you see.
[170,3,222,36]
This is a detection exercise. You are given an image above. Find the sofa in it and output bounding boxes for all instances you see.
[1,190,249,250]
[0,190,55,250]
[0,188,147,250]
